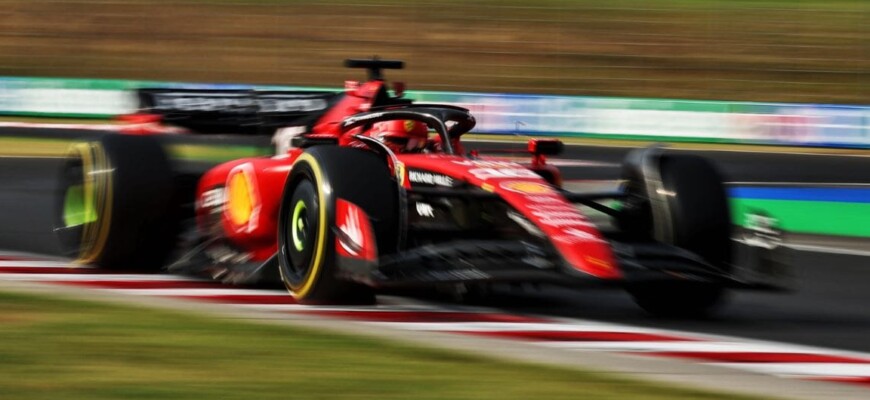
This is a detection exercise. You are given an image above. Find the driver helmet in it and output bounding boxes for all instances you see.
[369,120,429,153]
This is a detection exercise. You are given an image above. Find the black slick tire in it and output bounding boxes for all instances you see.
[277,147,398,304]
[621,150,731,317]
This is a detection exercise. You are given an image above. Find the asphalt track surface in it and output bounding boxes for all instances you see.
[2,142,870,372]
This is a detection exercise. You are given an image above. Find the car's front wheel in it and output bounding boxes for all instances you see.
[620,148,731,317]
[277,147,399,304]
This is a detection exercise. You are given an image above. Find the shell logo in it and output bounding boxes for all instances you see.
[500,181,554,195]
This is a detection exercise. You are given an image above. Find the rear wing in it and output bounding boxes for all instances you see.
[135,89,344,135]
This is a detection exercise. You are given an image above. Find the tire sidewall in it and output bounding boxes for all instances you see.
[277,147,398,303]
[278,159,331,297]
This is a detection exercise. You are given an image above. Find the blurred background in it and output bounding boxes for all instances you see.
[1,0,867,103]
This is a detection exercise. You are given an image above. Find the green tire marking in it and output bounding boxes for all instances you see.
[62,184,97,227]
[291,200,308,252]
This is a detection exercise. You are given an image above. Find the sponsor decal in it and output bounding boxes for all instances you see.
[538,216,594,228]
[455,160,543,181]
[553,227,604,244]
[531,211,591,221]
[452,160,520,168]
[258,97,328,113]
[151,93,327,113]
[342,112,386,128]
[224,163,261,233]
[528,203,578,212]
[500,181,554,195]
[408,170,454,187]
[742,210,783,250]
[524,195,563,204]
[201,187,225,211]
[469,167,539,180]
[519,194,597,229]
[415,202,435,218]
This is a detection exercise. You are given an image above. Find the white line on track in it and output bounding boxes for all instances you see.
[0,261,78,267]
[712,363,870,378]
[0,273,204,281]
[0,122,118,130]
[787,243,870,257]
[98,288,288,296]
[539,341,854,354]
[733,239,870,258]
[366,321,680,333]
[232,304,448,312]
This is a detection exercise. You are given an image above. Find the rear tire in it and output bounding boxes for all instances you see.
[55,134,179,270]
[277,147,399,304]
[620,149,731,317]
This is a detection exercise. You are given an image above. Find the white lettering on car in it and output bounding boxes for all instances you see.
[408,170,454,187]
[469,168,539,180]
[553,228,604,244]
[452,160,519,168]
[415,202,435,218]
[201,188,225,211]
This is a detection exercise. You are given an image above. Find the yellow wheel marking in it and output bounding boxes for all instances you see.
[285,153,327,300]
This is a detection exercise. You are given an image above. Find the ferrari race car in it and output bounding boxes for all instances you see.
[55,59,788,317]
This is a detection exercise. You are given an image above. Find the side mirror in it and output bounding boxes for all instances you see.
[528,138,563,156]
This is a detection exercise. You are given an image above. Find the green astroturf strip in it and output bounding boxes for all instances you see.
[731,198,870,237]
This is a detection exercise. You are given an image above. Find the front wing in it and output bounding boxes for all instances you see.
[335,237,792,291]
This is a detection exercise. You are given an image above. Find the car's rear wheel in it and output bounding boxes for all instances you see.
[277,147,399,304]
[55,134,179,270]
[620,148,731,317]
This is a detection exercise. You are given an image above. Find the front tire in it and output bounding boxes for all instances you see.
[277,147,399,304]
[620,148,731,317]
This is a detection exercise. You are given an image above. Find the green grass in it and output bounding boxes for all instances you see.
[0,0,866,104]
[0,290,764,400]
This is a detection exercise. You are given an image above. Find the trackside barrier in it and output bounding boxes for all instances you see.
[1,77,869,148]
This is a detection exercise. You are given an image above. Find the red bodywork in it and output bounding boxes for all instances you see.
[192,79,620,282]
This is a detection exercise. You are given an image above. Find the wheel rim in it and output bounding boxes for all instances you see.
[285,191,317,281]
[291,200,308,252]
[61,170,97,228]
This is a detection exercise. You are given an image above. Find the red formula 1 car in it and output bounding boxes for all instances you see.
[56,60,787,317]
